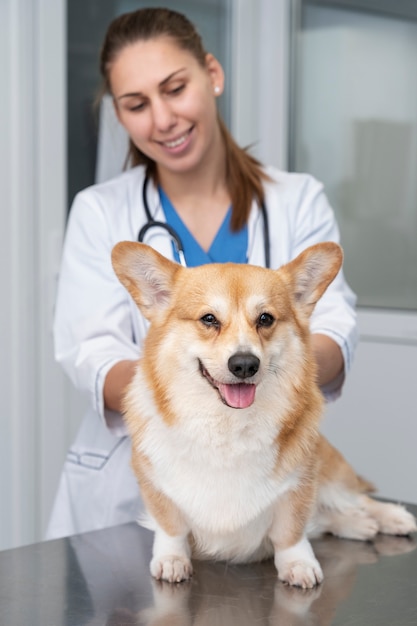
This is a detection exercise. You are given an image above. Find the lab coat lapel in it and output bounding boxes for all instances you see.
[247,200,267,268]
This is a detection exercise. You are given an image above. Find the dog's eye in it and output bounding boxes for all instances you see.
[200,313,220,328]
[257,312,275,328]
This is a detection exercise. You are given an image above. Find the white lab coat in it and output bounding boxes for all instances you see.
[46,164,357,540]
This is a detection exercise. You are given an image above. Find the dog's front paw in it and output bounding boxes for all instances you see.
[277,558,323,589]
[274,537,323,589]
[150,555,193,583]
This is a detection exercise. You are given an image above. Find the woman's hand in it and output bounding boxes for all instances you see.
[104,360,138,413]
[311,333,344,389]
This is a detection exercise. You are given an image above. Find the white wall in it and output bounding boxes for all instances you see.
[322,332,417,503]
[0,0,71,550]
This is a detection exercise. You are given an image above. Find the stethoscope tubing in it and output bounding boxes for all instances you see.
[138,175,270,269]
[139,176,187,266]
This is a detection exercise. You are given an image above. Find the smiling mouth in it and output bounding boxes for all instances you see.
[160,127,193,149]
[198,361,256,410]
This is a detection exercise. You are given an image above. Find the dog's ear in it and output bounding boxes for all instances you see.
[111,242,180,319]
[282,242,343,317]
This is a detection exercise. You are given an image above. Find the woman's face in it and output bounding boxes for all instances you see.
[110,37,224,178]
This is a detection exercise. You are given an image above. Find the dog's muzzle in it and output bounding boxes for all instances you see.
[199,353,258,409]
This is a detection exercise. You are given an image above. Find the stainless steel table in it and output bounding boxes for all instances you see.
[1,503,416,625]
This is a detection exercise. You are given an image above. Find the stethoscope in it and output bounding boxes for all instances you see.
[138,175,271,268]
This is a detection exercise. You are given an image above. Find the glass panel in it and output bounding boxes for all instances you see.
[67,0,231,208]
[291,1,417,310]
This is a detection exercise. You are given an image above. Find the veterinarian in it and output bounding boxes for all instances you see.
[47,7,357,540]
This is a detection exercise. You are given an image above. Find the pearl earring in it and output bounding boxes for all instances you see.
[214,86,221,95]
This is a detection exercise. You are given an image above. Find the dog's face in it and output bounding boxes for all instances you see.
[151,263,310,410]
[112,242,342,418]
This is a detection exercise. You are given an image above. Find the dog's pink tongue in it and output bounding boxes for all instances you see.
[219,383,256,409]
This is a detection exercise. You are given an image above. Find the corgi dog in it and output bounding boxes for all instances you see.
[111,241,416,589]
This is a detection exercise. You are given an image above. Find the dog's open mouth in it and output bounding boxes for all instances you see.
[199,362,256,409]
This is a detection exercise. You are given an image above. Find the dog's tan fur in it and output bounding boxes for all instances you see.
[112,241,416,588]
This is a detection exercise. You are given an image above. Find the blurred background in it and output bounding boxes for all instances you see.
[1,0,416,551]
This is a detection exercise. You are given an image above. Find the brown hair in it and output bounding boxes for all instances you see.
[99,7,270,231]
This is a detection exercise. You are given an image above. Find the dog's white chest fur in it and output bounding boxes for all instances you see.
[136,374,298,558]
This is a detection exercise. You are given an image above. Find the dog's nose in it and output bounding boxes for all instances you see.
[228,353,260,379]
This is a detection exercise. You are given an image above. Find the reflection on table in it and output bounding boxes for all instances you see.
[1,505,416,626]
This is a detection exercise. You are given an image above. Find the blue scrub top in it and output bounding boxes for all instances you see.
[159,187,248,267]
